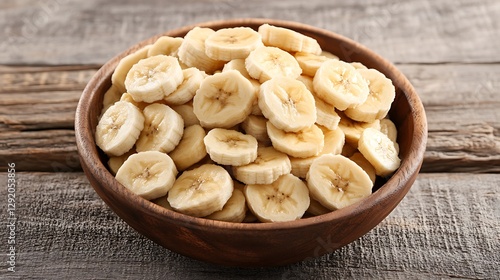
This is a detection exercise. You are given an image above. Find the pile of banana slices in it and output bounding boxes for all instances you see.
[96,23,401,223]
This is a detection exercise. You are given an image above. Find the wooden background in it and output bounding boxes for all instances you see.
[0,0,499,279]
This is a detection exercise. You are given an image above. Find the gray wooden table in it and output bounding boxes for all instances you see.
[1,0,499,279]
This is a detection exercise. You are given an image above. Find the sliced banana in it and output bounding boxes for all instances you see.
[167,164,233,217]
[296,75,314,92]
[147,36,183,57]
[164,67,205,105]
[267,122,324,158]
[338,113,380,148]
[116,151,178,200]
[177,27,225,73]
[306,154,373,210]
[313,59,369,111]
[205,188,247,223]
[171,102,200,127]
[344,69,396,122]
[124,55,184,103]
[193,70,255,129]
[232,146,291,185]
[222,58,253,80]
[245,46,302,83]
[379,118,398,143]
[259,76,316,132]
[95,101,144,156]
[306,197,331,216]
[258,23,321,55]
[168,124,207,171]
[205,27,263,61]
[245,174,310,223]
[204,128,258,166]
[314,95,341,130]
[349,152,377,184]
[241,115,270,144]
[294,52,331,77]
[119,92,149,111]
[101,85,123,116]
[350,62,368,70]
[358,127,401,177]
[321,51,339,60]
[111,45,151,93]
[136,103,184,153]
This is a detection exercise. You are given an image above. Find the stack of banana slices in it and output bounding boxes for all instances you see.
[96,23,401,223]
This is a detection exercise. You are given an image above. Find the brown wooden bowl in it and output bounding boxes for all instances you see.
[75,18,427,267]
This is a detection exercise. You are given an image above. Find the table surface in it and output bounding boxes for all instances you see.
[0,0,499,279]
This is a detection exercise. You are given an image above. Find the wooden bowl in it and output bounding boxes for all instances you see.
[75,18,427,267]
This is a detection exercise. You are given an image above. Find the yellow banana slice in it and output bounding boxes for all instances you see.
[258,23,321,55]
[204,128,258,166]
[205,27,263,61]
[338,112,380,148]
[171,102,200,127]
[111,45,151,93]
[306,154,373,210]
[358,127,401,177]
[205,188,247,223]
[245,174,310,223]
[164,67,205,105]
[241,115,271,145]
[125,55,184,103]
[167,164,233,217]
[136,103,184,153]
[259,76,316,132]
[294,52,331,77]
[245,46,302,83]
[313,59,369,110]
[349,152,377,184]
[232,146,291,185]
[95,101,144,157]
[147,36,183,57]
[177,27,225,73]
[168,124,207,171]
[267,122,324,158]
[193,70,255,129]
[116,151,178,200]
[344,69,396,122]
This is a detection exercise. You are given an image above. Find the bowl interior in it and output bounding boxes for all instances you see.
[75,18,427,266]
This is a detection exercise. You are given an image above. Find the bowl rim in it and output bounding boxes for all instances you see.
[75,18,427,232]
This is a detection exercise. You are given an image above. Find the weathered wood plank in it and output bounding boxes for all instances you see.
[0,0,498,65]
[0,172,498,278]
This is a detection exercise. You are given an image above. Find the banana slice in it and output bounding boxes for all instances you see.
[111,45,151,93]
[95,101,144,156]
[177,27,225,73]
[344,69,396,122]
[222,58,253,80]
[306,197,331,216]
[108,148,136,175]
[101,85,123,116]
[296,75,314,92]
[167,164,233,217]
[116,151,178,200]
[379,118,398,143]
[350,62,368,70]
[205,188,247,223]
[338,113,380,148]
[258,23,321,55]
[306,154,373,210]
[314,95,341,130]
[171,102,200,127]
[349,152,377,184]
[124,55,184,103]
[259,76,316,132]
[232,146,291,185]
[147,36,183,57]
[245,174,310,223]
[321,51,339,60]
[192,70,255,129]
[245,46,302,83]
[205,27,263,61]
[313,59,369,111]
[164,67,205,105]
[358,127,401,177]
[267,122,324,158]
[204,128,258,166]
[289,126,344,178]
[241,115,271,145]
[294,52,331,77]
[119,92,149,111]
[136,103,184,153]
[168,124,207,171]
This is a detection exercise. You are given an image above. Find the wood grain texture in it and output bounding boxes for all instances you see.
[0,0,498,65]
[0,172,498,279]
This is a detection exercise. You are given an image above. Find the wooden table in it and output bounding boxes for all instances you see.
[1,0,499,279]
